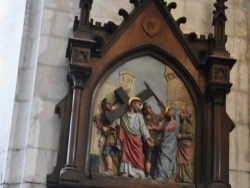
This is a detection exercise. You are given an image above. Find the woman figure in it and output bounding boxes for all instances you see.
[176,110,194,183]
[151,106,180,182]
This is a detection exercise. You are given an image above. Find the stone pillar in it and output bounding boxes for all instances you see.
[0,0,44,187]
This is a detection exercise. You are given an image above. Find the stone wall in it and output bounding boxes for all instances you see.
[226,1,250,187]
[0,1,27,187]
[21,1,80,187]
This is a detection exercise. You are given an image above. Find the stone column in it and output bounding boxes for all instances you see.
[2,0,44,187]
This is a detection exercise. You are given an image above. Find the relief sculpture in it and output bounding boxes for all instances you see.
[92,56,195,183]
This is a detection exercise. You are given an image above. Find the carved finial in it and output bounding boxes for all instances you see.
[130,0,140,7]
[198,49,207,59]
[73,16,79,32]
[213,0,228,51]
[167,2,177,13]
[187,32,197,41]
[78,0,93,31]
[118,9,129,20]
[176,17,186,27]
[104,21,118,33]
[94,36,105,50]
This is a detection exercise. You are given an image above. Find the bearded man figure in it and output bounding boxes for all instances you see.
[115,97,154,178]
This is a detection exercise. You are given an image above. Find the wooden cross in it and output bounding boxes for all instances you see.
[106,86,154,122]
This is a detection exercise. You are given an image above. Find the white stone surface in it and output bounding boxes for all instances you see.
[44,0,79,13]
[28,98,61,150]
[239,63,249,91]
[4,149,26,183]
[233,9,248,38]
[8,101,31,149]
[20,0,78,185]
[226,62,249,125]
[21,183,46,188]
[33,64,68,101]
[0,0,27,185]
[1,0,45,187]
[230,124,250,172]
[23,147,57,183]
[38,36,69,66]
[15,67,37,101]
[232,38,248,62]
[22,183,46,188]
[229,61,239,90]
[170,0,185,22]
[90,0,133,24]
[230,170,250,188]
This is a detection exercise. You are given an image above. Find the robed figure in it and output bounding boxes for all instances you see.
[116,97,154,178]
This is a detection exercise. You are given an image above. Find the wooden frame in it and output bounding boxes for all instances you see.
[46,0,236,187]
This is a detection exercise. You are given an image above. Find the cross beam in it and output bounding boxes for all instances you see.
[106,86,154,122]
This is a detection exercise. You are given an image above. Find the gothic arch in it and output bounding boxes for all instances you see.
[88,45,206,185]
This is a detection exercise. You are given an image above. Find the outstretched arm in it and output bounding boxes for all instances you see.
[147,122,165,132]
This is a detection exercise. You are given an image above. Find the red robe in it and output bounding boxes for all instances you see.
[116,118,145,171]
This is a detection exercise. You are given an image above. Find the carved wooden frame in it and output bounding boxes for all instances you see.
[46,0,236,187]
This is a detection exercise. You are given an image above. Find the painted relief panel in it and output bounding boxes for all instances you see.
[92,56,195,183]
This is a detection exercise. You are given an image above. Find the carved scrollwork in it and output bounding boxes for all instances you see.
[167,2,177,12]
[104,21,118,33]
[176,17,187,27]
[118,9,129,20]
[129,0,140,8]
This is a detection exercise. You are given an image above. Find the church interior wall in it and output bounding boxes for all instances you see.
[0,1,27,186]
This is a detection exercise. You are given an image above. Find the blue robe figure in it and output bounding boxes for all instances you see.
[153,107,181,181]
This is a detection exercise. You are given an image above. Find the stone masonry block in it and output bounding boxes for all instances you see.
[38,36,68,66]
[230,170,250,188]
[229,124,250,172]
[28,98,61,150]
[23,147,58,184]
[33,64,68,100]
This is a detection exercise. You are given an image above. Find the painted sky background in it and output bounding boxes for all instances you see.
[107,56,169,113]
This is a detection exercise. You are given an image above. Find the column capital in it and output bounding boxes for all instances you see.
[67,64,92,89]
[209,82,232,104]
